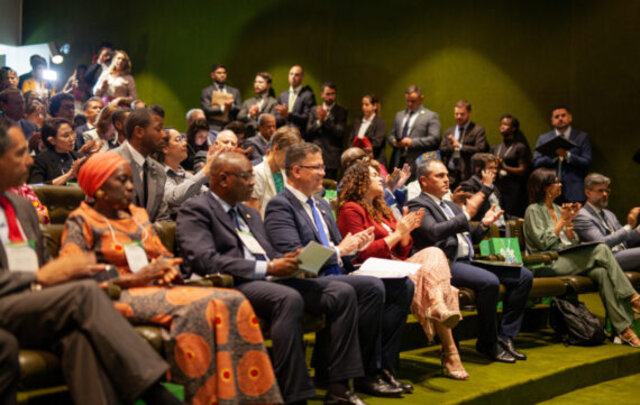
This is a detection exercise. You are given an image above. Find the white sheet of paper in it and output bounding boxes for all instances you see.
[124,242,149,273]
[6,242,38,272]
[351,257,420,278]
[297,241,335,274]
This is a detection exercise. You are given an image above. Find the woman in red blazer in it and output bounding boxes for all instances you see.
[337,161,469,380]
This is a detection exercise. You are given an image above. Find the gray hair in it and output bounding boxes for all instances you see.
[584,173,611,190]
[417,159,444,179]
[186,108,204,122]
[258,113,276,126]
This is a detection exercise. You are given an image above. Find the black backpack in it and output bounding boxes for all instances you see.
[549,296,606,346]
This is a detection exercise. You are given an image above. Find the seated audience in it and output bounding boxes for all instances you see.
[113,108,170,222]
[161,128,212,219]
[0,119,180,405]
[49,93,76,123]
[59,152,281,404]
[200,63,242,131]
[93,50,137,102]
[9,184,50,224]
[246,113,276,165]
[238,72,278,138]
[131,99,146,109]
[224,120,248,149]
[439,100,487,188]
[338,161,469,380]
[177,151,366,404]
[353,136,388,177]
[349,94,387,164]
[306,82,347,179]
[524,168,640,347]
[264,142,413,397]
[0,88,37,140]
[574,173,640,270]
[275,65,315,137]
[246,125,301,217]
[184,117,210,171]
[490,114,530,217]
[0,67,19,91]
[459,153,506,227]
[74,96,104,149]
[408,159,533,363]
[29,118,87,185]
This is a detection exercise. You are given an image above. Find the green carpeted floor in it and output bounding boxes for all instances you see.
[539,373,640,404]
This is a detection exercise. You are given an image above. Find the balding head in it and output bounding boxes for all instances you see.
[214,130,238,151]
[210,151,255,205]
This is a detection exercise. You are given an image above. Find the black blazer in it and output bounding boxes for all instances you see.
[349,115,386,163]
[306,104,348,170]
[407,193,487,261]
[0,193,47,297]
[439,121,488,181]
[176,191,280,281]
[264,188,354,273]
[276,85,316,136]
[200,84,242,125]
[29,149,85,184]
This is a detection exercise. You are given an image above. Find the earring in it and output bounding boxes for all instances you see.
[95,190,105,199]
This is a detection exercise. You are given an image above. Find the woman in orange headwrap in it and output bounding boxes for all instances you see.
[59,152,282,405]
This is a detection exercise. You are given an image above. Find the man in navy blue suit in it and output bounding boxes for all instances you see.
[264,142,414,397]
[532,106,591,202]
[407,159,533,363]
[275,65,316,137]
[176,151,371,405]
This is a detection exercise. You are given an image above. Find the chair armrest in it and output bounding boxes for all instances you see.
[185,273,234,288]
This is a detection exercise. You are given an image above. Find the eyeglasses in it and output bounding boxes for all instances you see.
[298,165,326,171]
[224,171,254,180]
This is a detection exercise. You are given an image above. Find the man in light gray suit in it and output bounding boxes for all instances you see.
[388,85,440,173]
[237,72,278,138]
[574,173,640,270]
[113,108,170,222]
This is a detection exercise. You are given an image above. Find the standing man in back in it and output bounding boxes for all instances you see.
[275,65,316,138]
[201,63,242,132]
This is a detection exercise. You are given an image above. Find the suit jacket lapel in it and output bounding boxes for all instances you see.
[206,192,240,239]
[146,160,158,216]
[317,197,340,244]
[584,204,608,234]
[283,189,321,242]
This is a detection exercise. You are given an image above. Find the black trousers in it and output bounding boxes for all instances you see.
[236,277,362,404]
[0,329,18,405]
[0,280,168,405]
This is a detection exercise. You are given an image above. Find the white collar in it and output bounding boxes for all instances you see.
[286,183,312,205]
[362,113,376,123]
[423,191,444,205]
[555,126,572,137]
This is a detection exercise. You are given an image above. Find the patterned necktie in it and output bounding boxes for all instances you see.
[401,111,414,139]
[0,195,24,242]
[440,201,474,259]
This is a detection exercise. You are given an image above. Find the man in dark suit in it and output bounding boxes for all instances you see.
[439,100,488,188]
[264,142,413,396]
[388,85,441,173]
[176,151,369,405]
[459,153,506,227]
[0,119,179,405]
[113,108,170,222]
[305,83,347,179]
[275,65,316,138]
[245,113,276,165]
[574,173,640,271]
[74,96,103,150]
[532,106,591,202]
[84,45,113,90]
[200,63,242,131]
[407,159,533,363]
[238,72,278,138]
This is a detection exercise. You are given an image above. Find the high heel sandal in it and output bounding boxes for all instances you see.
[619,328,640,348]
[440,351,470,380]
[425,306,462,329]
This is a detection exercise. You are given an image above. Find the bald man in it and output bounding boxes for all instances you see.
[275,65,316,137]
[176,152,367,405]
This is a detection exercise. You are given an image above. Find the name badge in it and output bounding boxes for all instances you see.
[6,241,39,272]
[237,231,267,256]
[124,242,149,273]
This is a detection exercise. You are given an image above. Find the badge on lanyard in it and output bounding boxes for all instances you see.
[237,231,267,256]
[124,241,149,273]
[6,241,39,272]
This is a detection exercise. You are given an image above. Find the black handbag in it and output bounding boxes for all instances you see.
[549,296,606,346]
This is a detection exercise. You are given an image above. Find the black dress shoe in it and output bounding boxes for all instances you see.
[499,338,527,361]
[324,389,369,405]
[354,375,404,397]
[381,369,413,393]
[476,343,516,363]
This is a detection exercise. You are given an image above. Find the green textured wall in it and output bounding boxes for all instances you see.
[21,0,640,216]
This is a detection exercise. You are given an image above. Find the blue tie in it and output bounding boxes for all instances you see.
[307,197,342,275]
[440,201,475,259]
[307,197,330,247]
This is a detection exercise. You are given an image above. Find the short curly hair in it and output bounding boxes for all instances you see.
[338,161,392,223]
